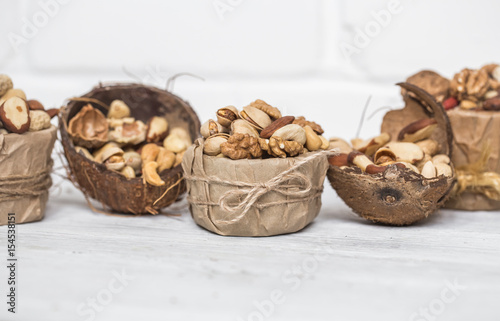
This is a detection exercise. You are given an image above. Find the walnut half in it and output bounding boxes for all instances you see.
[220,133,263,160]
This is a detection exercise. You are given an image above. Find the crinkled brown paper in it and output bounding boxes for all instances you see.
[0,126,57,225]
[446,109,500,210]
[182,138,329,237]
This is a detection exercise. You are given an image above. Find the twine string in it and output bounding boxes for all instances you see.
[0,160,54,202]
[185,149,338,222]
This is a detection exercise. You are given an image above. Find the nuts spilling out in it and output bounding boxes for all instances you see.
[200,99,327,159]
[0,74,57,135]
[405,63,500,111]
[68,101,192,184]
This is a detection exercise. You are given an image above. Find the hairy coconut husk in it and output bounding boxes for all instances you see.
[60,83,200,214]
[327,83,455,226]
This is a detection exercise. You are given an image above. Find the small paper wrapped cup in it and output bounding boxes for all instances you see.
[445,109,500,210]
[182,139,330,237]
[60,83,200,214]
[0,126,57,225]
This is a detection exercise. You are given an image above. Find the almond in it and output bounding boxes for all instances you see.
[27,99,45,111]
[483,97,500,111]
[259,116,295,138]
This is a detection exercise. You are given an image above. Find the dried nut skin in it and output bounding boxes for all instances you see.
[240,106,272,130]
[293,116,324,135]
[107,100,131,119]
[421,161,437,178]
[329,138,353,153]
[101,147,124,163]
[398,118,437,142]
[93,142,119,163]
[68,104,108,149]
[75,146,94,160]
[157,148,176,172]
[231,119,259,138]
[146,116,169,143]
[216,105,239,127]
[416,139,440,156]
[328,154,349,167]
[204,135,228,156]
[201,119,224,138]
[143,161,165,186]
[271,124,307,145]
[164,134,190,153]
[432,154,450,165]
[123,151,142,171]
[141,143,160,164]
[120,166,136,179]
[260,116,295,139]
[28,110,51,131]
[108,120,147,145]
[0,97,30,134]
[247,99,282,120]
[435,163,452,177]
[105,155,125,171]
[221,133,262,160]
[27,99,45,111]
[304,125,322,151]
[0,74,13,97]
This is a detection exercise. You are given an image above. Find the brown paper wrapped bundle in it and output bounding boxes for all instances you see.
[182,138,333,236]
[60,84,200,214]
[0,126,57,225]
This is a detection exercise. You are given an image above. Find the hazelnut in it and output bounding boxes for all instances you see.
[107,100,131,119]
[28,110,51,131]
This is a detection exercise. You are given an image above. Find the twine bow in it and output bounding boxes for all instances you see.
[185,149,338,223]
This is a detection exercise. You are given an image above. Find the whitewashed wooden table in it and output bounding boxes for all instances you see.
[1,174,499,321]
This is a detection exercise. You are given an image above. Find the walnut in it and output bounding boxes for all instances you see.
[267,137,303,158]
[480,63,500,90]
[247,99,282,120]
[404,70,450,103]
[450,68,490,101]
[292,116,324,135]
[220,133,262,160]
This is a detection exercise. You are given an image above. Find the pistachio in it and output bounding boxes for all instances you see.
[240,106,272,130]
[304,125,322,151]
[101,146,124,163]
[105,155,126,171]
[231,119,259,138]
[201,119,224,138]
[271,124,306,145]
[120,166,136,179]
[204,134,229,156]
[93,142,120,163]
[216,105,239,127]
[123,151,142,172]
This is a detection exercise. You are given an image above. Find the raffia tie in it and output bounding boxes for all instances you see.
[185,149,338,221]
[0,160,53,202]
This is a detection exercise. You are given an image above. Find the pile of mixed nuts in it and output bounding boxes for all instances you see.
[0,74,58,135]
[68,101,192,186]
[329,117,452,178]
[201,99,329,159]
[406,64,500,111]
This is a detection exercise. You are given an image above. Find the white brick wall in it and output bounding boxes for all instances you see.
[1,0,499,138]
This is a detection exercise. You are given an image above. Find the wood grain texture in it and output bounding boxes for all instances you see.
[0,177,499,321]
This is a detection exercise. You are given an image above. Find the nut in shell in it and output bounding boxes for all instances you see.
[231,119,259,138]
[271,124,306,145]
[240,106,272,130]
[0,97,30,134]
[28,110,51,132]
[201,119,225,138]
[68,104,108,149]
[105,155,126,171]
[93,142,120,163]
[108,100,131,119]
[216,105,239,127]
[204,134,229,156]
[101,146,124,163]
[123,151,142,172]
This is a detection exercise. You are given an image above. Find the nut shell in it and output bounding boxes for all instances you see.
[68,104,108,149]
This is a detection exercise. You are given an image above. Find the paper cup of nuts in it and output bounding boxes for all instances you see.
[0,74,58,225]
[327,83,455,226]
[405,64,500,210]
[60,83,200,214]
[182,100,335,237]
